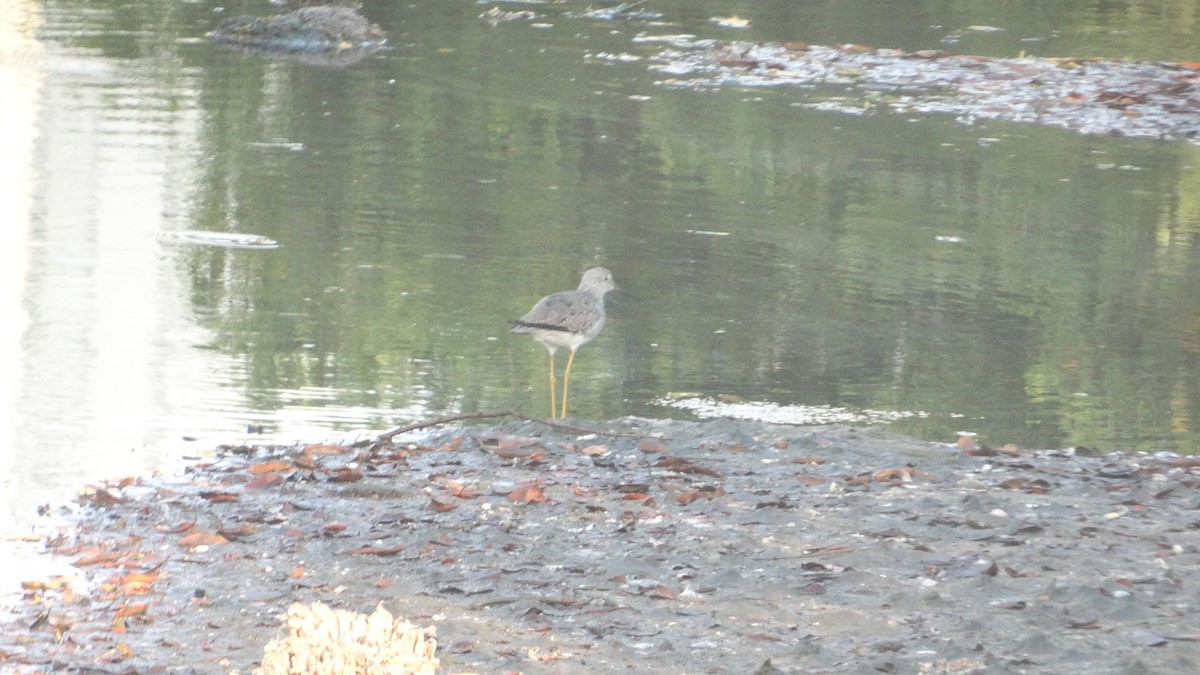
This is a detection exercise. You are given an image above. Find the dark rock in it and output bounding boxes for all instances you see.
[208,6,385,54]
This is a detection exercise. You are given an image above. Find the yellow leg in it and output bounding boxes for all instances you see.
[547,351,558,419]
[560,349,577,419]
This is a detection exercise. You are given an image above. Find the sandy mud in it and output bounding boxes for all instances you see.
[3,416,1199,673]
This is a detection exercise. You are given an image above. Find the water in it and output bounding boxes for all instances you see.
[4,0,1200,528]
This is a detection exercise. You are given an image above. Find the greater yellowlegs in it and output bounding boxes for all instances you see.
[510,267,621,419]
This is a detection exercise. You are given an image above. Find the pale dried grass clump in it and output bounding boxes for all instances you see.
[254,601,438,675]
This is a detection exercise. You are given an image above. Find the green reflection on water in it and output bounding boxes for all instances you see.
[50,0,1200,452]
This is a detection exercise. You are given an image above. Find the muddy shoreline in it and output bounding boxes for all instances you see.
[3,416,1199,673]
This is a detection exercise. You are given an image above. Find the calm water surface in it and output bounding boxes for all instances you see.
[4,0,1200,526]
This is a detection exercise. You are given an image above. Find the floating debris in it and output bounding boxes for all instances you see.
[479,7,538,25]
[587,51,643,63]
[657,395,928,425]
[711,16,752,29]
[649,39,1200,142]
[574,1,664,22]
[159,230,281,250]
[247,140,305,151]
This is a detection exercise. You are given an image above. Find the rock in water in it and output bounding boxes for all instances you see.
[208,6,386,53]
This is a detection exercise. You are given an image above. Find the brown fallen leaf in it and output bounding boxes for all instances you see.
[113,602,149,621]
[328,467,364,483]
[429,498,458,513]
[73,551,123,567]
[615,483,651,493]
[873,467,911,482]
[655,456,721,477]
[248,460,293,475]
[677,486,726,505]
[445,481,480,498]
[178,531,229,548]
[198,491,239,503]
[348,545,406,556]
[119,573,159,595]
[494,447,545,461]
[78,487,125,506]
[245,472,285,489]
[293,452,318,470]
[509,483,548,504]
[645,585,678,599]
[216,524,257,540]
[638,439,671,454]
[496,435,540,449]
[303,443,350,456]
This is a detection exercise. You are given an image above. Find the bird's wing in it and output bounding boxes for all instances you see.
[515,293,599,334]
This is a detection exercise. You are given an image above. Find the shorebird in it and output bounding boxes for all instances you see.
[510,267,621,419]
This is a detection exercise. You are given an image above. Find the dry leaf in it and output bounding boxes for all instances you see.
[248,460,293,475]
[638,439,671,454]
[178,531,229,548]
[198,491,239,503]
[245,472,285,489]
[348,545,406,556]
[494,447,545,460]
[615,483,651,493]
[445,481,480,498]
[328,467,364,483]
[216,524,257,540]
[874,467,911,482]
[509,483,548,504]
[497,436,540,449]
[303,443,349,455]
[119,573,159,594]
[73,551,122,567]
